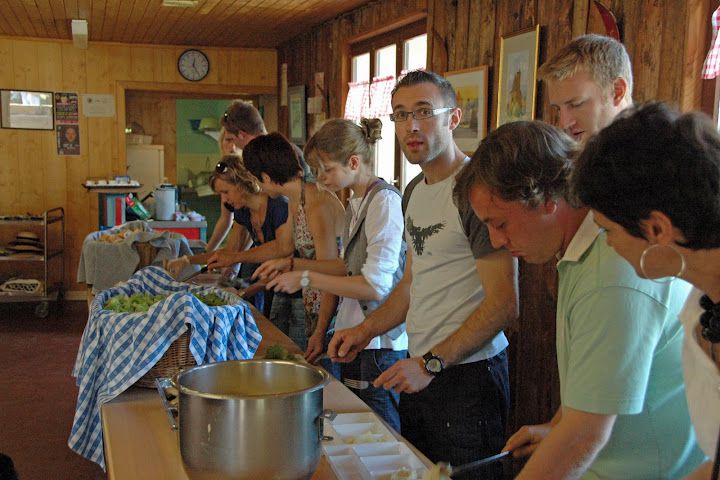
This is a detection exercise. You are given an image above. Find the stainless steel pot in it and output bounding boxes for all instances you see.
[156,359,333,480]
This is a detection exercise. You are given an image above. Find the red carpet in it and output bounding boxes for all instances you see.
[0,301,105,480]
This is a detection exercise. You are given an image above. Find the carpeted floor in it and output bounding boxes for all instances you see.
[0,300,105,480]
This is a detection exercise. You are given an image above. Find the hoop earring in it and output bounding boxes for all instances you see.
[639,243,686,284]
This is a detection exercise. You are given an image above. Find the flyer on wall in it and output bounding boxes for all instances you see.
[54,92,79,124]
[57,124,80,156]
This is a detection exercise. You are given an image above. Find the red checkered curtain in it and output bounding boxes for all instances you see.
[702,6,720,79]
[368,75,395,118]
[344,80,370,122]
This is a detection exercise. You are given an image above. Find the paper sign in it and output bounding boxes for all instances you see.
[54,92,79,124]
[82,94,116,117]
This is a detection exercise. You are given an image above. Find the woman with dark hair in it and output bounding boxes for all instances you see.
[166,154,292,314]
[572,101,720,480]
[208,133,345,352]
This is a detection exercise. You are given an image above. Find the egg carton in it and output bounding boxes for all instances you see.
[322,412,428,480]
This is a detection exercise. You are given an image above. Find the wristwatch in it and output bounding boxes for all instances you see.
[422,351,445,376]
[299,270,310,288]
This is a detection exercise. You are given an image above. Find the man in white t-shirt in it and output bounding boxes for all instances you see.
[328,70,519,479]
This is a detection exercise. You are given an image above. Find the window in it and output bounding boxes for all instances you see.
[347,20,426,189]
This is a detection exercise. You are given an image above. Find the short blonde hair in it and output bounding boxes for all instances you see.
[210,154,260,194]
[539,34,633,101]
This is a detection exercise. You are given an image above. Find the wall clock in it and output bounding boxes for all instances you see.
[177,49,209,81]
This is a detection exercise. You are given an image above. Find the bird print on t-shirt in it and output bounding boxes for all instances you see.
[406,217,445,255]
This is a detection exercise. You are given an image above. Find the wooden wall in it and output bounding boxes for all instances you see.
[277,0,714,455]
[0,36,276,294]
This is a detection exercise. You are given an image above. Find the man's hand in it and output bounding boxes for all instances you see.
[253,256,292,281]
[373,357,433,394]
[164,255,190,278]
[503,422,553,458]
[206,250,238,270]
[304,330,325,364]
[327,325,372,363]
[266,271,302,294]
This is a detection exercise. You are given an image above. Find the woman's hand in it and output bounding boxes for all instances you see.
[206,250,239,270]
[164,255,190,278]
[304,330,326,364]
[266,271,303,294]
[254,256,293,281]
[503,422,553,458]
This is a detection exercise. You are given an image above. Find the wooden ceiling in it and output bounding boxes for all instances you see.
[0,0,375,48]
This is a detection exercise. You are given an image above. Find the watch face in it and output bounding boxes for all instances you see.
[300,271,310,288]
[426,358,442,374]
[178,49,209,81]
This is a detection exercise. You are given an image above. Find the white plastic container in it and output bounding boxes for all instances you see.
[153,184,176,220]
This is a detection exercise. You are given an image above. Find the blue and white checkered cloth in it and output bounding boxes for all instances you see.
[68,266,262,469]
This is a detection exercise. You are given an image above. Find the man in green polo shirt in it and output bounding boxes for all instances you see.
[453,121,704,479]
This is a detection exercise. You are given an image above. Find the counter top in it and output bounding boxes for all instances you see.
[101,306,430,479]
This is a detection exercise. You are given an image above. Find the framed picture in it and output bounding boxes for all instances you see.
[0,89,54,130]
[444,66,489,154]
[496,25,540,127]
[287,84,306,144]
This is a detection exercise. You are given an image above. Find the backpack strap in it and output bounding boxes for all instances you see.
[401,172,425,215]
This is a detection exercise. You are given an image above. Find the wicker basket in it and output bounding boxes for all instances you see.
[134,329,196,388]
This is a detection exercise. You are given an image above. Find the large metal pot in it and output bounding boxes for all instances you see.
[157,359,333,480]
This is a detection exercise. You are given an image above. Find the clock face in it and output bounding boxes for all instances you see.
[178,49,209,81]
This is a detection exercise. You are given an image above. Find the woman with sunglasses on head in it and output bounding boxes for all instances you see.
[253,119,408,430]
[205,128,242,252]
[573,102,720,480]
[166,154,293,314]
[208,132,345,352]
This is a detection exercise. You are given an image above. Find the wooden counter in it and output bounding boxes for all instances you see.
[101,306,430,479]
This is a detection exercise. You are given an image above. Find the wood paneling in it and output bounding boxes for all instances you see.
[0,35,276,293]
[0,0,374,49]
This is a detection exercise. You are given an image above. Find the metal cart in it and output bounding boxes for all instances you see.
[0,207,65,317]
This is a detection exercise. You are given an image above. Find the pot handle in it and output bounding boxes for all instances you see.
[317,409,336,442]
[155,377,179,431]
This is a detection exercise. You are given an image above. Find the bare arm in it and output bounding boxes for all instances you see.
[205,203,234,251]
[328,250,412,362]
[432,249,518,366]
[206,218,294,269]
[513,407,616,480]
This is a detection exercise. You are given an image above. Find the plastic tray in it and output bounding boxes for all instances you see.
[323,413,428,480]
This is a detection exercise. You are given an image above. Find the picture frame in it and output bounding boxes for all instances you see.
[0,89,54,130]
[287,84,306,145]
[496,25,540,128]
[444,66,489,154]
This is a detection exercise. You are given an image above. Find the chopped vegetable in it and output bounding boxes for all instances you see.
[103,291,226,312]
[264,343,297,361]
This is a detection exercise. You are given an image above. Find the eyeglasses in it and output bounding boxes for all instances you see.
[215,161,229,173]
[389,107,454,122]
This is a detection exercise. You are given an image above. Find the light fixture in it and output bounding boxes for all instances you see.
[162,0,198,7]
[71,19,88,49]
[198,117,219,131]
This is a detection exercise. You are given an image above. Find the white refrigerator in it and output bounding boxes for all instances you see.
[126,144,165,200]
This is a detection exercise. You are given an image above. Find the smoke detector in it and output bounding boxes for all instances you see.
[162,0,198,7]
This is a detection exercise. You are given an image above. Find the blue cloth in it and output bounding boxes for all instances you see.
[68,266,262,470]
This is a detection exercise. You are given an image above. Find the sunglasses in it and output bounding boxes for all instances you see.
[215,161,229,173]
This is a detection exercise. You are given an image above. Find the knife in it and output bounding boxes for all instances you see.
[446,450,511,477]
[180,264,208,283]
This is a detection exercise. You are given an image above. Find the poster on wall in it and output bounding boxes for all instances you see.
[54,92,79,124]
[57,124,80,156]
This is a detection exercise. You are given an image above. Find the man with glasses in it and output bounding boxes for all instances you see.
[328,70,518,478]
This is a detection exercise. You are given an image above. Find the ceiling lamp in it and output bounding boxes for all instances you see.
[162,0,198,7]
[71,19,88,49]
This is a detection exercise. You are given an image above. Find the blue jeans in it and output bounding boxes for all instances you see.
[399,349,510,480]
[341,349,407,433]
[268,294,307,351]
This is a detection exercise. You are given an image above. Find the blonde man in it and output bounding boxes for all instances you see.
[540,34,633,144]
